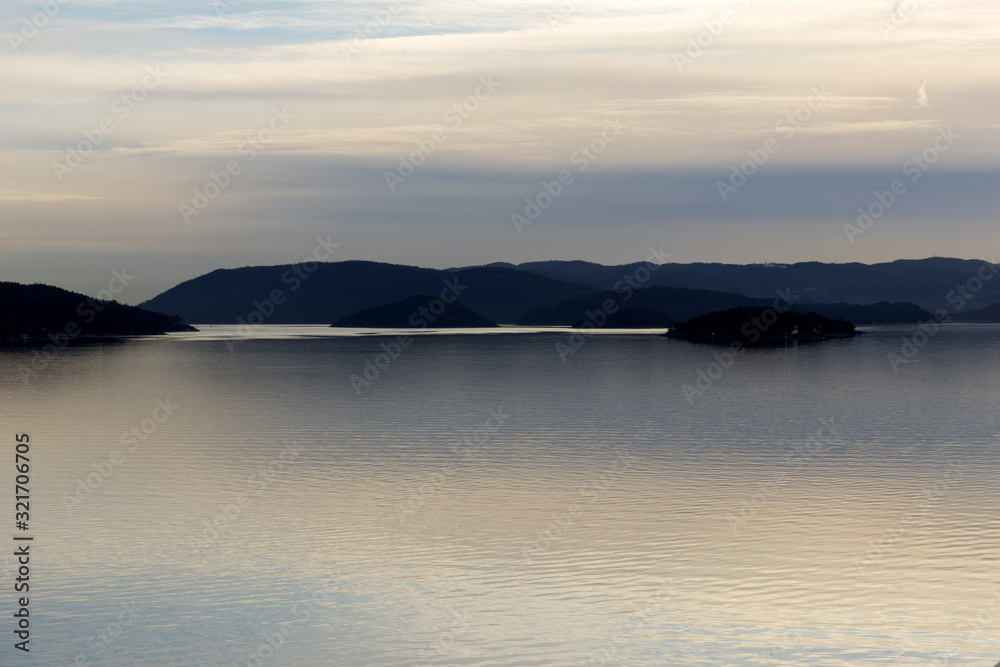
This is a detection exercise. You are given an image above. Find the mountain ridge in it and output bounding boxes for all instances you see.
[137,259,954,326]
[140,261,596,325]
[451,256,1000,310]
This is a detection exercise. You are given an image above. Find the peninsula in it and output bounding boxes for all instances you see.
[0,282,197,344]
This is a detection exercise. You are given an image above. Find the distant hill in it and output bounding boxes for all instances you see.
[510,257,1000,310]
[573,308,674,329]
[334,295,497,328]
[448,262,515,271]
[141,260,938,327]
[0,282,195,343]
[140,261,595,325]
[956,301,1000,322]
[792,301,932,325]
[518,286,928,326]
[519,286,762,326]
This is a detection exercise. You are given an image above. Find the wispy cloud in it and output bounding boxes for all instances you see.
[0,193,112,202]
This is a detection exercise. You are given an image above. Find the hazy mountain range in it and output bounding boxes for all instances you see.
[136,257,1000,326]
[460,257,1000,310]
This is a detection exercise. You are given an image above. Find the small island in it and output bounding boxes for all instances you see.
[666,306,856,345]
[0,282,197,345]
[332,294,498,328]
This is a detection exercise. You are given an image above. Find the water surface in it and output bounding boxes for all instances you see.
[1,324,998,666]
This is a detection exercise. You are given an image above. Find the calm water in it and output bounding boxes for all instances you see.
[1,324,998,666]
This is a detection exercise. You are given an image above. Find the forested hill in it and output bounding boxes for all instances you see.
[140,261,596,324]
[0,282,196,343]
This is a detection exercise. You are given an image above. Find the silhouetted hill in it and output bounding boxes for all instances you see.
[956,301,1000,322]
[572,308,675,329]
[517,260,617,286]
[448,262,515,271]
[792,301,932,325]
[334,295,497,328]
[669,307,856,344]
[141,259,952,327]
[518,286,927,326]
[513,257,1000,310]
[519,286,761,326]
[0,282,195,343]
[140,261,595,325]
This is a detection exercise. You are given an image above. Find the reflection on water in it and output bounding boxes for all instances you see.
[1,325,998,666]
[165,323,672,340]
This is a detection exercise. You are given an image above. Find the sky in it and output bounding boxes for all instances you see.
[1,0,998,303]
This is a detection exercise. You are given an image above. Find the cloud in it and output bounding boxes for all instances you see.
[1,0,999,298]
[800,119,940,135]
[0,193,112,202]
